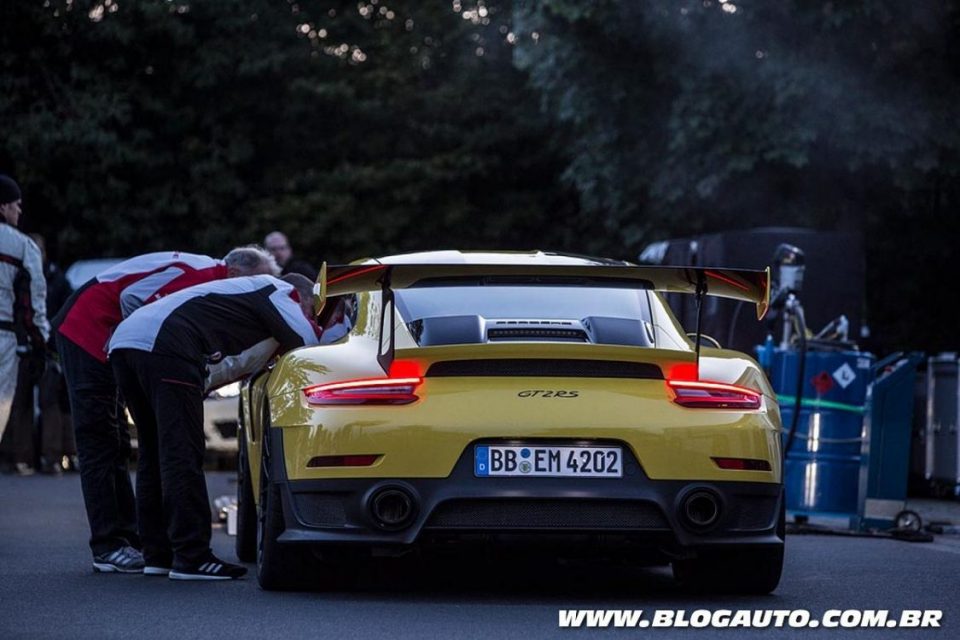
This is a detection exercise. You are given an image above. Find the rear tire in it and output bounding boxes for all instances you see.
[235,425,257,563]
[672,545,783,594]
[256,430,315,590]
[255,419,352,591]
[672,499,785,595]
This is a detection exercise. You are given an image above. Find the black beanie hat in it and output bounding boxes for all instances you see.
[0,174,22,205]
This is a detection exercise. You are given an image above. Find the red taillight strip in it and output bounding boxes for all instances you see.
[666,379,762,410]
[705,269,750,291]
[668,379,761,394]
[307,377,422,393]
[326,264,386,286]
[712,457,772,471]
[307,454,381,468]
[303,377,423,406]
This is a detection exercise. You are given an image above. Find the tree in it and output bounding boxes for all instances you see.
[236,0,581,262]
[1,1,579,266]
[513,0,960,350]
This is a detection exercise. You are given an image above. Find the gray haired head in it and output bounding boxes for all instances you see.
[223,245,281,277]
[281,273,316,318]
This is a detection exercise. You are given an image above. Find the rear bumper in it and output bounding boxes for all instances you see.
[269,430,783,551]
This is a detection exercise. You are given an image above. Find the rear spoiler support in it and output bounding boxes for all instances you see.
[377,268,396,374]
[694,272,707,375]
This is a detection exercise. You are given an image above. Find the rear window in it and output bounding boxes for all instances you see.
[397,286,651,321]
[395,284,656,347]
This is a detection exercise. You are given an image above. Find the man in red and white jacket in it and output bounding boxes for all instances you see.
[52,247,279,573]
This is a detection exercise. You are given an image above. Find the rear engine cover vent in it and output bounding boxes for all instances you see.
[487,328,588,341]
[491,319,576,327]
[487,319,587,342]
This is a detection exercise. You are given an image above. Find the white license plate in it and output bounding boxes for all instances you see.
[474,445,622,478]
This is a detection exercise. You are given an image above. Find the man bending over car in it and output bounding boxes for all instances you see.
[109,274,320,580]
[53,247,278,574]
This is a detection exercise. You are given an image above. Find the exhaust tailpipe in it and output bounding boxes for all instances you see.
[680,490,721,529]
[369,487,417,530]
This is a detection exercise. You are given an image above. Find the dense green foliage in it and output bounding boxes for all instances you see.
[1,0,576,262]
[2,1,958,350]
[514,0,960,349]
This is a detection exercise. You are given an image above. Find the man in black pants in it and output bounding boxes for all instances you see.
[109,274,319,580]
[54,247,278,573]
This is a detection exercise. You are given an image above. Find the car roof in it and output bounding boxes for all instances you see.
[64,258,126,290]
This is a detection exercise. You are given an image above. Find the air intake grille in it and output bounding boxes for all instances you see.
[425,499,669,530]
[492,319,577,326]
[488,328,588,341]
[293,495,348,527]
[426,359,664,379]
[727,495,779,531]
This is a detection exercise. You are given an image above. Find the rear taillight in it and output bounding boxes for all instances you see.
[307,454,381,467]
[303,377,422,406]
[666,379,762,410]
[712,457,772,471]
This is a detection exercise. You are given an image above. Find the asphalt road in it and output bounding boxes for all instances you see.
[1,472,958,640]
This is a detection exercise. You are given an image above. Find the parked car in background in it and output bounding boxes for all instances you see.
[65,256,241,461]
[64,258,126,290]
[203,382,242,457]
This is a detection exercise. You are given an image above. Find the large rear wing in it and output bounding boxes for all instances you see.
[316,263,770,320]
[312,262,770,374]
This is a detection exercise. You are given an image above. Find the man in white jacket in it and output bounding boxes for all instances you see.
[109,274,319,580]
[0,175,49,474]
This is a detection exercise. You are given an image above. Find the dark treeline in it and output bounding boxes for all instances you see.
[1,1,958,352]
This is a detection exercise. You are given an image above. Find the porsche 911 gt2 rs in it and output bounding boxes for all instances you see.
[235,251,783,593]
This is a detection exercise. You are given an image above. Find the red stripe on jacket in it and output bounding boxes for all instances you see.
[58,262,228,362]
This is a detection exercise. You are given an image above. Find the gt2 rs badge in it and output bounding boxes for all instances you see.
[517,390,579,398]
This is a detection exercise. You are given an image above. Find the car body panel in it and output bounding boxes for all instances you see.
[275,437,783,548]
[256,341,780,483]
[240,250,783,567]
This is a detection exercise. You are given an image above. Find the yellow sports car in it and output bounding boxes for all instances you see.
[235,251,783,593]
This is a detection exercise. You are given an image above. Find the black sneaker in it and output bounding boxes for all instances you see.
[144,554,173,576]
[39,459,62,475]
[168,555,247,581]
[93,546,144,574]
[12,462,35,477]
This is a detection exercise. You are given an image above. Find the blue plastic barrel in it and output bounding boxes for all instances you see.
[761,348,875,517]
[857,352,923,528]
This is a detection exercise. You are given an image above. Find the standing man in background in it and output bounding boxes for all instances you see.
[0,174,49,476]
[264,230,318,281]
[53,247,279,574]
